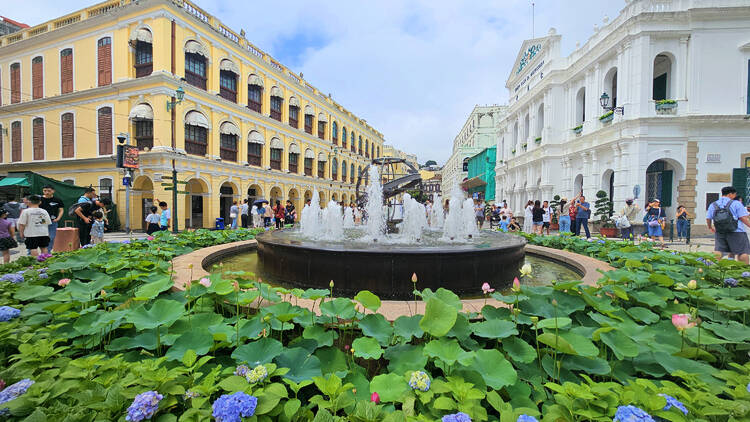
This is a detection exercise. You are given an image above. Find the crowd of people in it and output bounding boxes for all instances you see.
[226,199,298,230]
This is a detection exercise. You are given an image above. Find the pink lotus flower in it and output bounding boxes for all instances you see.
[481,283,495,294]
[370,392,380,404]
[671,314,695,331]
[186,279,192,290]
[58,278,71,287]
[199,277,211,287]
[512,277,521,292]
[147,236,154,241]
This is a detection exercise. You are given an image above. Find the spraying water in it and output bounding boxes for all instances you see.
[300,188,324,239]
[363,165,386,240]
[442,184,465,240]
[400,193,427,242]
[462,198,479,237]
[343,207,354,228]
[430,194,444,229]
[321,200,343,240]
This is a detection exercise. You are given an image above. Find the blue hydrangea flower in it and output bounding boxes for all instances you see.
[212,392,257,422]
[442,412,471,422]
[37,268,46,274]
[724,278,738,287]
[659,394,687,415]
[125,390,163,421]
[613,405,655,422]
[246,365,268,384]
[234,365,250,378]
[0,378,34,415]
[0,306,20,322]
[742,271,750,278]
[38,273,49,279]
[183,390,200,400]
[82,244,95,249]
[598,240,606,244]
[408,371,431,392]
[517,416,538,422]
[0,273,24,284]
[746,382,749,393]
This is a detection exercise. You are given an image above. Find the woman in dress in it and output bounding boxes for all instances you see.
[523,200,534,233]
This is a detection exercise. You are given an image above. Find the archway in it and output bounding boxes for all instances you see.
[645,159,683,210]
[269,186,283,206]
[304,190,313,207]
[576,87,586,124]
[604,67,618,108]
[288,188,300,211]
[573,174,584,196]
[132,176,154,231]
[247,184,262,205]
[332,193,338,203]
[186,178,209,229]
[319,191,326,207]
[653,53,673,101]
[601,169,615,202]
[341,193,348,205]
[219,182,238,225]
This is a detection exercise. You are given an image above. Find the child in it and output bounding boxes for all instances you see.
[90,210,105,244]
[499,215,510,232]
[158,200,171,231]
[508,217,521,232]
[0,210,18,263]
[145,206,160,235]
[17,195,52,257]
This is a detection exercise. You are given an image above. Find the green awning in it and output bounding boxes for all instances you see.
[0,177,30,187]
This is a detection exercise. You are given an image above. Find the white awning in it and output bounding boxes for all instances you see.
[270,86,282,97]
[129,103,153,120]
[248,130,264,144]
[304,104,314,115]
[220,121,240,136]
[317,152,327,161]
[270,137,283,149]
[304,148,314,159]
[317,113,328,123]
[289,143,300,154]
[129,27,152,44]
[185,111,209,128]
[289,97,300,107]
[219,59,239,74]
[248,74,264,87]
[184,40,208,57]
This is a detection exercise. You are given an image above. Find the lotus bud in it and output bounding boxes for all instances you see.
[698,268,703,273]
[673,299,679,305]
[233,281,240,292]
[551,299,558,306]
[344,344,350,351]
[351,348,355,354]
[671,313,695,331]
[186,279,192,290]
[411,273,418,283]
[370,392,380,404]
[188,263,193,269]
[530,316,539,324]
[481,282,495,295]
[100,290,106,297]
[512,308,521,316]
[520,263,533,277]
[512,277,521,292]
[352,388,357,394]
[199,277,211,288]
[687,279,697,290]
[329,280,334,289]
[58,278,71,287]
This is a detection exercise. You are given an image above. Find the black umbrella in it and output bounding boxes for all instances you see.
[253,198,268,207]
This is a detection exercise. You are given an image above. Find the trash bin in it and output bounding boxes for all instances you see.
[53,227,80,252]
[215,218,225,230]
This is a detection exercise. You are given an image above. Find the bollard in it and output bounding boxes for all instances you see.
[686,220,691,244]
[669,219,674,242]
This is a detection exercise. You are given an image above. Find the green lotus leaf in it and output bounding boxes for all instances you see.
[369,373,409,403]
[357,314,393,346]
[354,290,381,312]
[419,296,457,337]
[232,337,284,366]
[352,337,383,360]
[276,347,322,383]
[470,319,519,339]
[320,298,356,320]
[393,315,424,342]
[165,328,213,361]
[126,299,184,330]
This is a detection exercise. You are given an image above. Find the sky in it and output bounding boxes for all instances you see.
[4,0,624,164]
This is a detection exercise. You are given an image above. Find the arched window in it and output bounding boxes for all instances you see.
[247,74,263,112]
[317,152,327,179]
[317,113,327,140]
[97,107,113,155]
[270,138,283,170]
[358,136,363,155]
[32,57,43,99]
[512,122,518,148]
[535,104,544,139]
[288,97,300,128]
[304,149,314,176]
[131,28,153,78]
[185,41,207,90]
[350,131,355,152]
[10,63,20,103]
[653,54,673,100]
[342,160,347,181]
[60,49,73,94]
[365,139,369,158]
[332,157,338,181]
[350,163,355,184]
[288,143,300,173]
[185,111,209,156]
[130,103,154,150]
[32,118,44,160]
[523,114,530,144]
[247,130,263,166]
[219,122,239,162]
[332,121,338,145]
[575,87,586,124]
[61,113,75,158]
[604,68,618,108]
[11,121,21,162]
[304,105,314,134]
[270,87,283,121]
[342,127,348,148]
[97,37,112,87]
[219,60,239,103]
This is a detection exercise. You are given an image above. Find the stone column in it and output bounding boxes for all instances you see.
[678,36,689,101]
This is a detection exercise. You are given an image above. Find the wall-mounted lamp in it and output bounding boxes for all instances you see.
[166,86,185,112]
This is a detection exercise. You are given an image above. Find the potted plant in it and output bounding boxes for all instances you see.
[511,148,516,155]
[572,124,583,134]
[522,142,528,150]
[599,110,614,123]
[549,194,561,230]
[594,189,617,237]
[655,99,677,111]
[534,136,542,144]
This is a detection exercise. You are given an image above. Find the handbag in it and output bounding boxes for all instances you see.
[230,212,237,219]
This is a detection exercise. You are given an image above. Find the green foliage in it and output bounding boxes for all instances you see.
[1,229,750,421]
[594,189,615,227]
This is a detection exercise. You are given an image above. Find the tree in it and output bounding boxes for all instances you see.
[594,190,615,228]
[424,160,437,167]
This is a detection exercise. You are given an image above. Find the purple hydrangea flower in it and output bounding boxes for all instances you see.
[0,273,24,284]
[0,306,21,322]
[212,392,258,422]
[613,405,655,422]
[82,244,95,249]
[37,268,46,274]
[517,416,538,422]
[659,394,688,415]
[724,278,738,288]
[38,273,49,279]
[125,390,163,421]
[0,379,34,415]
[442,412,471,422]
[233,365,250,378]
[742,272,750,278]
[36,253,52,262]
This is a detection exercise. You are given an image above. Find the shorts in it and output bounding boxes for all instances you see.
[24,236,50,250]
[542,222,550,228]
[715,231,750,255]
[533,221,543,226]
[476,216,484,223]
[0,237,18,251]
[647,225,663,237]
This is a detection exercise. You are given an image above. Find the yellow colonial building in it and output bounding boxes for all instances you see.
[0,0,384,230]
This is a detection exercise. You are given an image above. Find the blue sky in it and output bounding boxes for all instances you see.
[6,1,624,164]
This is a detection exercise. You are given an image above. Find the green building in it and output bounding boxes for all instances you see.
[461,147,496,202]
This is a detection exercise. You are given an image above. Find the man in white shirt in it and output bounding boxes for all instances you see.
[240,199,250,228]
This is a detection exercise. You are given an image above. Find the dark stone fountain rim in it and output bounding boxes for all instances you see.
[254,229,527,254]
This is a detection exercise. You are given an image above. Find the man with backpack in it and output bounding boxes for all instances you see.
[706,186,750,264]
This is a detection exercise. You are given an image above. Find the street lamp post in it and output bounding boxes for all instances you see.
[166,85,185,233]
[116,133,132,234]
[599,92,624,116]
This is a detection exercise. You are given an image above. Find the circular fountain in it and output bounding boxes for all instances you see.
[255,165,526,300]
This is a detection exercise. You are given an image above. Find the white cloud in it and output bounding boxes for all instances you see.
[4,0,624,163]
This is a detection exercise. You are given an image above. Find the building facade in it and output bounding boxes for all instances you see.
[443,105,507,198]
[495,0,750,229]
[463,146,496,202]
[0,0,384,230]
[0,17,28,37]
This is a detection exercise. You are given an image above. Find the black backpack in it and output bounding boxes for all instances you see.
[713,200,738,234]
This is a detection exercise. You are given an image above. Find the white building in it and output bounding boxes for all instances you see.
[495,0,750,230]
[443,105,507,198]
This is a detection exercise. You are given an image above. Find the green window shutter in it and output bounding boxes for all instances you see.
[733,168,748,203]
[653,73,667,101]
[660,170,673,207]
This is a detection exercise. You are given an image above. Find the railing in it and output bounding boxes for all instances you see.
[6,33,23,44]
[54,14,82,29]
[286,72,301,84]
[269,60,283,72]
[217,24,239,43]
[182,1,209,23]
[87,2,119,18]
[28,26,49,37]
[245,44,263,59]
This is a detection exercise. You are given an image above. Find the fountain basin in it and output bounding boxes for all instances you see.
[255,229,526,300]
